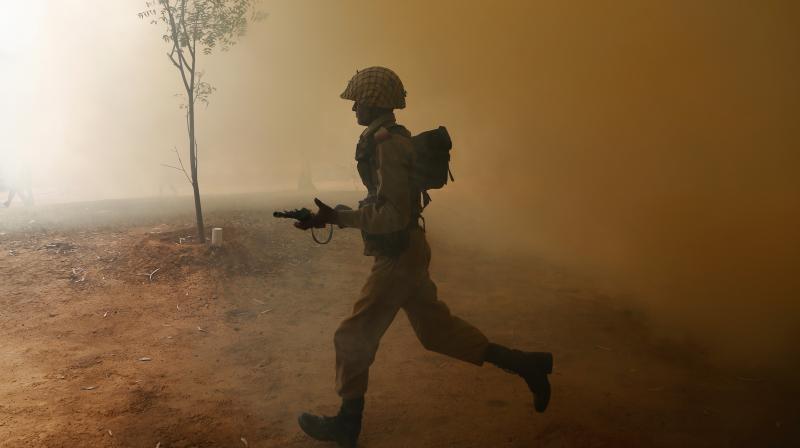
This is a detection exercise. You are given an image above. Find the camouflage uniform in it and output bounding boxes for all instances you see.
[297,67,551,448]
[333,108,489,399]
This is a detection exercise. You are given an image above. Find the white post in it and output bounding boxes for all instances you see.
[211,227,223,246]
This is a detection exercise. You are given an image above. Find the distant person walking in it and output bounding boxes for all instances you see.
[1,165,33,208]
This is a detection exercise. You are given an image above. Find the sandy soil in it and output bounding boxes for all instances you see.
[0,193,797,447]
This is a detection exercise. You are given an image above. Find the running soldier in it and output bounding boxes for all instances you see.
[294,67,553,447]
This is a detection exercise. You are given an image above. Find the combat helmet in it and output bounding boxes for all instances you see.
[341,66,406,109]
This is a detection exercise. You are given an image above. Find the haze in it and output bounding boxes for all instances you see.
[2,0,798,374]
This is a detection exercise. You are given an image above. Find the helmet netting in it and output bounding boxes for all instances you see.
[341,66,406,109]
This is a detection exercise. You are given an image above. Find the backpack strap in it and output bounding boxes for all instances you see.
[374,127,391,143]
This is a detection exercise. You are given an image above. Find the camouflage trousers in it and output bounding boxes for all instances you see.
[335,227,489,399]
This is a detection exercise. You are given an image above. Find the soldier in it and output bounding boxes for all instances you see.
[294,67,553,447]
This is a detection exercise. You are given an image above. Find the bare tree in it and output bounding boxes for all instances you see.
[139,0,263,242]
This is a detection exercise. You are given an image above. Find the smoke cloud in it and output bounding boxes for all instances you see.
[4,0,798,371]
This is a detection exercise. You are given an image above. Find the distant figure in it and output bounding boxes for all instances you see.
[1,165,33,208]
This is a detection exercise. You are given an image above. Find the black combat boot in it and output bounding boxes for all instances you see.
[485,343,553,412]
[298,397,364,448]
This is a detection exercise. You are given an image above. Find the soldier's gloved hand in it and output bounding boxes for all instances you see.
[294,198,337,230]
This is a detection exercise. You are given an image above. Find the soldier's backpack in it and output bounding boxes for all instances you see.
[411,126,454,208]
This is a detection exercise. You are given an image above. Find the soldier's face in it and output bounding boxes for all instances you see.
[353,102,372,126]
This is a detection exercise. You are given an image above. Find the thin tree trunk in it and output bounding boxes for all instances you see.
[188,97,206,243]
[164,0,204,242]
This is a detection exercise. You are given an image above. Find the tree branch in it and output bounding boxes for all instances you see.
[166,48,182,71]
[180,1,196,61]
[164,1,192,93]
[162,147,194,186]
[177,0,195,69]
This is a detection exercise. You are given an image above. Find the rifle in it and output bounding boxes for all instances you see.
[273,208,313,222]
[273,205,352,244]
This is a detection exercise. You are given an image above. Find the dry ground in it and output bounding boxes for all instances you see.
[0,193,797,447]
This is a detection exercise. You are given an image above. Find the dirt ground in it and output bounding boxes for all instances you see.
[0,193,797,447]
